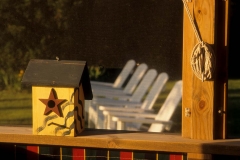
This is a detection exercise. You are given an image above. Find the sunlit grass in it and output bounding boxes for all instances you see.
[0,90,32,125]
[228,79,240,89]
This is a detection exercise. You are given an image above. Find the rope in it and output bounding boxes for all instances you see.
[182,0,201,43]
[190,42,216,81]
[182,0,215,82]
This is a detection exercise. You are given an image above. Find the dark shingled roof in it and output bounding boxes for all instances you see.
[21,59,93,100]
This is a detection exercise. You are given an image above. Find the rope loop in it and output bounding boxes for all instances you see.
[190,42,216,82]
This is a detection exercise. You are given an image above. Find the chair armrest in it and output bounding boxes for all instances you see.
[112,116,173,125]
[99,106,154,113]
[91,81,113,87]
[112,116,173,130]
[92,90,132,100]
[92,98,142,106]
[101,109,155,129]
[103,111,157,118]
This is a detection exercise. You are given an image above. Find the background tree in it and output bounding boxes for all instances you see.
[0,0,84,90]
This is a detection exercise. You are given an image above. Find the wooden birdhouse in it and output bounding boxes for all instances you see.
[21,59,93,137]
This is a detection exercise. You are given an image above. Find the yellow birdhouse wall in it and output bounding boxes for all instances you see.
[32,84,85,136]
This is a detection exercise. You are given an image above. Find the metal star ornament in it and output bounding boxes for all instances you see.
[39,88,66,117]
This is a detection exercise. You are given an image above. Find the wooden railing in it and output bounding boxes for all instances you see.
[0,126,240,160]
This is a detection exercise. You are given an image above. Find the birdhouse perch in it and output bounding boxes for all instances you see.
[21,59,93,137]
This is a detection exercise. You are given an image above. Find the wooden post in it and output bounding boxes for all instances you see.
[182,0,229,158]
[182,0,229,140]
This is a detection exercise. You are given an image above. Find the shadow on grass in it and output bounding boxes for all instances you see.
[228,89,240,96]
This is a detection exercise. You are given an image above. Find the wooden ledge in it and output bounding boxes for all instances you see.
[0,126,240,156]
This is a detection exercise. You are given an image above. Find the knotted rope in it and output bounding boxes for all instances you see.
[182,0,216,82]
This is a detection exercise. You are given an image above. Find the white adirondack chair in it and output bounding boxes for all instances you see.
[104,80,182,132]
[92,69,158,103]
[88,69,162,128]
[91,72,169,129]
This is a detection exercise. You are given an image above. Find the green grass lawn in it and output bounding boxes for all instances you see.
[0,80,239,137]
[0,90,32,126]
